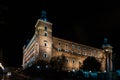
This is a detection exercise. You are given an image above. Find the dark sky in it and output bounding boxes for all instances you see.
[1,0,120,68]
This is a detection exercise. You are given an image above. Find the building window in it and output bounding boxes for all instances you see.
[65,50,69,52]
[58,41,61,46]
[78,52,81,54]
[66,43,68,47]
[94,50,96,54]
[89,48,91,55]
[58,48,61,52]
[43,53,47,58]
[44,40,47,47]
[78,46,80,54]
[78,46,80,50]
[45,26,47,31]
[44,42,47,47]
[79,61,81,65]
[84,48,87,55]
[65,43,68,51]
[71,50,73,53]
[72,44,75,50]
[45,32,47,36]
[73,59,75,64]
[66,58,69,63]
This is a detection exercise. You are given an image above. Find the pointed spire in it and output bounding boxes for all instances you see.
[104,38,108,44]
[102,37,111,48]
[41,10,47,21]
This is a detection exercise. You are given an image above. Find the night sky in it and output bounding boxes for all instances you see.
[1,0,120,69]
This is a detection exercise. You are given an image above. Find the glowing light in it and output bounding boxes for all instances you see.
[45,65,48,68]
[37,66,40,69]
[72,69,75,72]
[0,63,4,70]
[104,70,106,72]
[116,70,120,76]
[7,72,11,76]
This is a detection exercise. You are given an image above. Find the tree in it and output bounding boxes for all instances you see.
[81,56,101,72]
[50,55,66,71]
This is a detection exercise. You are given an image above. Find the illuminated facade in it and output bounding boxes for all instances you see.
[0,49,4,70]
[22,11,113,72]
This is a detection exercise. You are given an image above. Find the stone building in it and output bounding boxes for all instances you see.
[22,10,113,72]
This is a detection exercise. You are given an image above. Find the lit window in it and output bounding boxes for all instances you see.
[45,26,47,31]
[45,32,47,36]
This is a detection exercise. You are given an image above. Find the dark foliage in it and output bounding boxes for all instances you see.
[50,54,66,71]
[81,56,101,72]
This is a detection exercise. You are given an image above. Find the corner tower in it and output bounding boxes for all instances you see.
[35,10,53,62]
[102,38,113,72]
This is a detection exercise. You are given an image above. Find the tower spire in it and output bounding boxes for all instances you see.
[41,10,47,21]
[102,37,111,47]
[104,38,108,44]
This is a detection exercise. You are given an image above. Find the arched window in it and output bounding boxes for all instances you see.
[66,58,69,63]
[58,41,61,46]
[73,59,75,64]
[45,43,47,46]
[45,26,47,31]
[58,48,61,52]
[45,32,47,36]
[65,43,69,52]
[43,53,47,58]
[79,61,81,65]
[44,40,47,47]
[78,46,80,50]
[66,43,68,48]
[72,44,75,50]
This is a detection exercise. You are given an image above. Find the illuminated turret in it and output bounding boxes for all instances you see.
[102,38,113,72]
[41,10,47,21]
